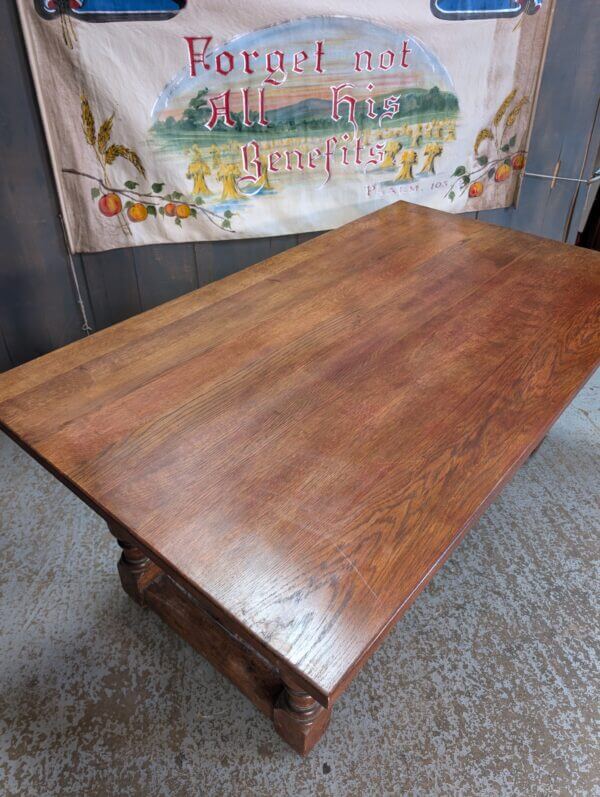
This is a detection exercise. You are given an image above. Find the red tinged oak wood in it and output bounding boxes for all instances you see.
[1,201,599,753]
[273,677,332,756]
[108,520,161,606]
[143,574,282,721]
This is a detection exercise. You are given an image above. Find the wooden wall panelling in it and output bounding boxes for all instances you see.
[193,234,319,287]
[270,234,303,258]
[70,252,97,333]
[198,238,277,283]
[478,0,599,241]
[0,3,92,367]
[0,328,13,373]
[79,248,142,331]
[478,182,583,240]
[131,244,199,312]
[193,244,214,288]
[567,99,600,245]
[296,233,323,246]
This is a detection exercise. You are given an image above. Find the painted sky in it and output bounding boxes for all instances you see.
[152,16,455,121]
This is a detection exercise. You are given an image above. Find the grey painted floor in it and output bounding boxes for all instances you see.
[0,371,598,797]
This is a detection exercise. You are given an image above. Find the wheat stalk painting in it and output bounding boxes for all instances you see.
[63,95,232,235]
[446,88,529,203]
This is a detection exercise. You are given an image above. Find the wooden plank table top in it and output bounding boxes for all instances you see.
[1,201,599,751]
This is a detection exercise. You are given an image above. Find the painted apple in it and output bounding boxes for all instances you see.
[469,181,484,198]
[98,193,122,217]
[512,154,526,171]
[127,203,148,222]
[176,204,191,219]
[495,163,512,183]
[164,202,177,217]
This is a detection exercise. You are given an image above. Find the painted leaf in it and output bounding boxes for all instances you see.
[477,155,488,166]
[453,166,466,177]
[152,183,165,193]
[125,180,138,190]
[146,205,157,216]
[91,187,101,199]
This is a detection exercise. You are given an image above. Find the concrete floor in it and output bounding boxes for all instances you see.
[0,372,598,797]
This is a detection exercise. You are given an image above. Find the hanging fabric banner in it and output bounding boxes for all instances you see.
[18,1,554,253]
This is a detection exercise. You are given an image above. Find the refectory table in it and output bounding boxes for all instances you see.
[1,201,599,755]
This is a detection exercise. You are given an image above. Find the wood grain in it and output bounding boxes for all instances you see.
[144,575,282,721]
[1,200,599,708]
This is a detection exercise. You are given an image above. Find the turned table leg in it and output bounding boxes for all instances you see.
[106,521,159,606]
[117,540,156,605]
[273,677,331,755]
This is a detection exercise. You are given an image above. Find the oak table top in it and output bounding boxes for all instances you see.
[1,201,599,725]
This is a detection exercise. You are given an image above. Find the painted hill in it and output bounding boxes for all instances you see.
[267,98,332,125]
[153,85,459,137]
